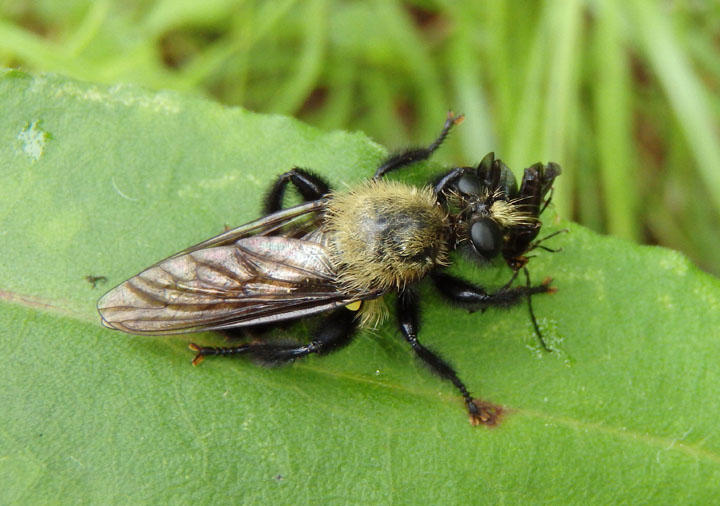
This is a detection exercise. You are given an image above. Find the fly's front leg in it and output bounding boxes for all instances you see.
[373,112,464,180]
[431,167,472,207]
[264,167,332,214]
[432,271,555,351]
[396,289,499,426]
[431,272,553,310]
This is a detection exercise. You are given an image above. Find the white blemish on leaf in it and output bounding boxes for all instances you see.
[245,174,262,186]
[51,81,180,114]
[659,251,689,276]
[657,293,674,309]
[17,120,48,162]
[692,285,720,311]
[525,318,572,365]
[112,176,139,201]
[198,173,238,189]
[177,174,239,198]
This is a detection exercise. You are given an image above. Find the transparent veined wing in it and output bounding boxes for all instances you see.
[98,235,381,335]
[169,198,329,258]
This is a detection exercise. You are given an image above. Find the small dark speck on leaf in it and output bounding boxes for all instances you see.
[85,275,108,289]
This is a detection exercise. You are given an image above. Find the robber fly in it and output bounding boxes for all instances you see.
[98,113,561,425]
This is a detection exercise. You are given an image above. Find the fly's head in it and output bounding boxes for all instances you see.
[442,152,561,271]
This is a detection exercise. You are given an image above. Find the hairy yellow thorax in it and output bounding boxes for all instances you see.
[324,180,448,294]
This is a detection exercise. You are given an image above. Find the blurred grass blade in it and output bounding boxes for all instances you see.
[539,0,582,221]
[372,0,446,138]
[271,0,328,114]
[506,5,550,170]
[446,14,496,161]
[0,19,91,78]
[593,0,639,241]
[629,0,720,211]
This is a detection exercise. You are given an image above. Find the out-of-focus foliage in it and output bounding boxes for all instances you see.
[1,0,719,273]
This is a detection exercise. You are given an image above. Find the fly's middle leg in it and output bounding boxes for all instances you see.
[264,168,332,214]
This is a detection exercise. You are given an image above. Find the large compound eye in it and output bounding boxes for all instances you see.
[470,218,502,260]
[456,173,481,196]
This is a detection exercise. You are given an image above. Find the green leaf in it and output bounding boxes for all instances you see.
[2,70,719,503]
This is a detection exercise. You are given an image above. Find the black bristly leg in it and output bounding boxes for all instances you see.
[432,167,467,205]
[190,308,358,366]
[264,167,332,214]
[373,112,464,180]
[396,289,491,426]
[432,271,555,352]
[539,187,554,215]
[431,271,553,311]
[529,229,568,253]
[523,267,551,352]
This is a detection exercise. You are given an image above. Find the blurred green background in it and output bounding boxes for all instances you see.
[2,0,719,273]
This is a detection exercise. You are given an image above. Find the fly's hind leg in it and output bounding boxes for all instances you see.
[264,168,332,214]
[190,308,358,366]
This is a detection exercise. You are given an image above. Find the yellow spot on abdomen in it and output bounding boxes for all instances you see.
[345,301,362,311]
